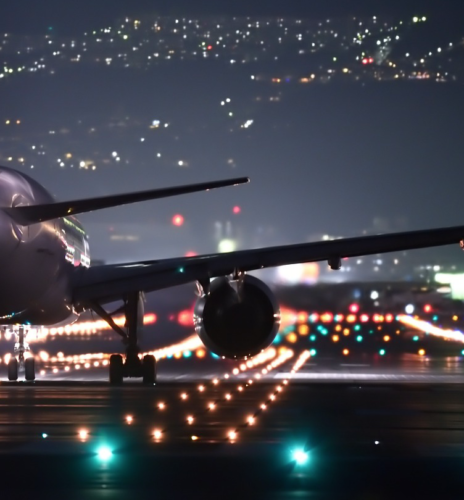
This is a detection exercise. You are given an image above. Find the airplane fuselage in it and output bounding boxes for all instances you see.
[0,167,89,325]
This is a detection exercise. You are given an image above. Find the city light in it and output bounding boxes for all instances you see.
[97,446,113,461]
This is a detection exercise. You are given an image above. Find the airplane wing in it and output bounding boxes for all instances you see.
[72,224,464,306]
[4,177,249,225]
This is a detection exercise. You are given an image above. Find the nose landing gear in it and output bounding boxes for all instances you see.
[7,326,35,381]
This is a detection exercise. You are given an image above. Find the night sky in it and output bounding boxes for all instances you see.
[1,0,464,264]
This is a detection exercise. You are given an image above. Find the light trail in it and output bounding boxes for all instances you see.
[398,315,464,343]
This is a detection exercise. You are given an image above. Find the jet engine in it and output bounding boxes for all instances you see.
[194,275,280,359]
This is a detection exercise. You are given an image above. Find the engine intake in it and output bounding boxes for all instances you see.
[194,275,280,359]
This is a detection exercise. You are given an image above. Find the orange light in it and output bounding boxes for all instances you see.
[187,415,194,424]
[418,349,426,356]
[321,312,333,323]
[297,312,308,323]
[335,324,342,332]
[424,304,432,313]
[178,309,193,327]
[191,435,199,441]
[298,324,309,335]
[347,314,356,323]
[153,429,162,440]
[196,348,205,358]
[228,430,237,440]
[343,328,350,336]
[198,385,205,392]
[78,429,89,441]
[158,402,166,410]
[385,314,393,322]
[180,393,188,400]
[383,335,390,342]
[343,349,349,356]
[332,335,339,342]
[125,415,133,424]
[287,333,298,343]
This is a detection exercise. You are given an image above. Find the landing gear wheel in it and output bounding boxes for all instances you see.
[109,354,124,384]
[8,358,18,381]
[25,357,35,381]
[142,355,156,385]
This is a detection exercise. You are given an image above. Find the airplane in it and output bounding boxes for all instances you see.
[0,165,464,384]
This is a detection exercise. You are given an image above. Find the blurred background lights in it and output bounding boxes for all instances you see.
[97,446,113,461]
[405,304,414,314]
[292,449,309,465]
[172,214,184,226]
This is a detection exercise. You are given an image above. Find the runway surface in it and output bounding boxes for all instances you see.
[1,353,464,499]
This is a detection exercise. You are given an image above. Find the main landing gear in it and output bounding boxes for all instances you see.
[7,326,35,381]
[91,292,156,385]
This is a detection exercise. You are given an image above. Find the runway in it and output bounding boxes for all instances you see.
[1,312,464,498]
[0,351,464,498]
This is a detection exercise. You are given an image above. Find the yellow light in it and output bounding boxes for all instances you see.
[78,429,89,441]
[335,324,342,332]
[191,435,199,441]
[383,335,390,342]
[196,348,206,358]
[418,349,426,356]
[287,333,298,343]
[453,315,458,321]
[343,328,350,336]
[343,348,349,356]
[125,415,133,424]
[153,429,162,440]
[298,324,309,335]
[347,315,356,323]
[332,335,339,342]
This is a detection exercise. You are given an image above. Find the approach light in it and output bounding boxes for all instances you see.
[292,449,309,465]
[97,446,113,461]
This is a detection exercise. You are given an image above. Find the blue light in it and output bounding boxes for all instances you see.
[210,352,220,359]
[354,324,361,331]
[309,334,316,342]
[42,433,48,439]
[183,350,192,358]
[273,334,282,344]
[292,449,309,465]
[97,446,113,461]
[432,315,438,321]
[413,336,419,341]
[167,354,173,359]
[461,349,464,356]
[309,349,316,356]
[379,349,386,356]
[356,335,363,342]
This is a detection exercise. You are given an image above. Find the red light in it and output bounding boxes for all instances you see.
[178,309,194,327]
[424,304,432,313]
[172,214,184,226]
[349,303,359,314]
[368,57,374,63]
[207,45,213,50]
[233,206,241,214]
[362,58,369,65]
[385,314,393,323]
[185,251,197,257]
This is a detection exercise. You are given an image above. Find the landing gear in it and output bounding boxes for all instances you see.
[25,357,35,381]
[7,326,35,382]
[109,354,123,384]
[8,358,18,381]
[93,292,156,385]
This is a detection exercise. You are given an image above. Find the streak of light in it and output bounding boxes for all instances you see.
[398,315,464,343]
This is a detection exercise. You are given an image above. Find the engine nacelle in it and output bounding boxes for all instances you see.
[194,275,280,359]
